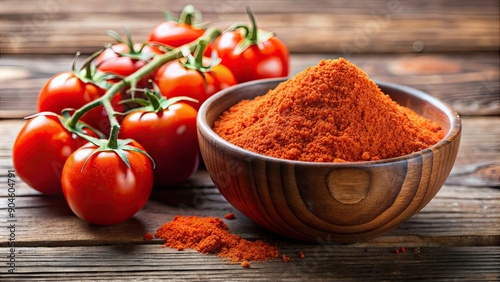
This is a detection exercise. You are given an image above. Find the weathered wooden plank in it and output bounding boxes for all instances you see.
[1,167,499,246]
[0,0,498,54]
[2,0,499,15]
[0,122,498,278]
[452,117,500,171]
[2,14,497,54]
[0,245,498,281]
[0,182,498,247]
[1,135,499,249]
[0,116,498,248]
[1,115,499,189]
[0,53,498,117]
[1,115,499,180]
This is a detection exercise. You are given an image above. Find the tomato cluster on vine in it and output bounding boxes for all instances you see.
[12,5,289,225]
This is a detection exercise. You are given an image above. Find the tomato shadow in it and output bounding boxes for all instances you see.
[81,217,148,252]
[147,168,217,205]
[28,194,74,217]
[148,185,232,212]
[21,194,150,252]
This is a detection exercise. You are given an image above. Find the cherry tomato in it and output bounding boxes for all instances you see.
[61,141,153,225]
[148,21,204,48]
[95,43,161,86]
[148,5,205,48]
[154,57,236,111]
[120,102,199,186]
[36,71,121,135]
[12,115,90,195]
[210,9,289,83]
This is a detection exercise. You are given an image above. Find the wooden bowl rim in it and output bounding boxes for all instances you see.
[197,77,461,167]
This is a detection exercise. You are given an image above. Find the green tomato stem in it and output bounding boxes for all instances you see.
[179,5,198,26]
[194,40,206,68]
[246,6,259,42]
[230,7,274,56]
[67,27,222,144]
[103,99,120,149]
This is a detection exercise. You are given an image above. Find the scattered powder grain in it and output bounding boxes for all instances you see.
[143,232,153,241]
[282,254,292,262]
[213,58,444,162]
[155,215,279,262]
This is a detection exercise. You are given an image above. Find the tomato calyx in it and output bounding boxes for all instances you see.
[148,5,208,53]
[58,109,107,139]
[228,6,275,55]
[123,85,197,114]
[69,50,115,91]
[62,27,222,171]
[67,27,221,130]
[80,136,155,171]
[24,111,105,139]
[164,4,204,28]
[181,39,221,73]
[104,30,157,62]
[176,39,222,92]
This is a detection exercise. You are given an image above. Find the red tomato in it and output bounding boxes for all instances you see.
[12,115,89,195]
[95,43,161,85]
[61,141,153,225]
[154,58,236,111]
[210,10,289,83]
[120,103,199,186]
[36,71,121,135]
[148,5,205,48]
[212,31,289,83]
[148,21,205,48]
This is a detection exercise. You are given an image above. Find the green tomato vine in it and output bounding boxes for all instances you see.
[64,27,222,168]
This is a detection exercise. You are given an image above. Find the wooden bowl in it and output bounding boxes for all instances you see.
[197,78,461,243]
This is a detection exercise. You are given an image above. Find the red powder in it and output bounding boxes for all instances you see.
[143,232,153,241]
[155,215,279,262]
[282,254,292,262]
[213,58,444,162]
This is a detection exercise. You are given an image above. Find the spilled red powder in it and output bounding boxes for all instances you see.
[143,232,153,241]
[282,254,291,262]
[213,58,444,162]
[155,215,279,262]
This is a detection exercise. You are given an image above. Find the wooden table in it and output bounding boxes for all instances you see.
[1,1,499,281]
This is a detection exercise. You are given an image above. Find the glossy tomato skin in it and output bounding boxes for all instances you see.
[61,141,153,225]
[12,115,89,195]
[36,71,120,135]
[211,31,290,83]
[148,21,205,48]
[154,58,236,111]
[120,103,199,186]
[95,43,161,85]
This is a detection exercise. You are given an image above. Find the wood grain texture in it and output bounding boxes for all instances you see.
[0,1,498,279]
[0,119,498,245]
[0,53,498,118]
[0,118,498,280]
[0,178,498,246]
[0,245,498,281]
[0,0,498,54]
